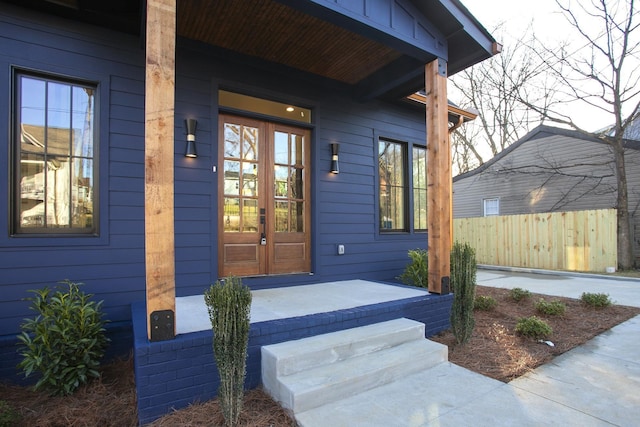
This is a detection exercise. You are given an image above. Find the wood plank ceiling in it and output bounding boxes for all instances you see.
[177,0,403,85]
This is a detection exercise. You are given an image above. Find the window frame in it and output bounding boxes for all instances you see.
[378,137,409,233]
[483,197,500,217]
[10,69,101,238]
[412,145,427,232]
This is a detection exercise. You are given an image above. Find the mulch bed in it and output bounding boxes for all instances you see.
[2,285,638,425]
[430,285,640,382]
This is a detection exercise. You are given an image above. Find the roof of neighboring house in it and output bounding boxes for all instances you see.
[454,124,640,181]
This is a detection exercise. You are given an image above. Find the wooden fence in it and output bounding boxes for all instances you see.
[453,209,617,272]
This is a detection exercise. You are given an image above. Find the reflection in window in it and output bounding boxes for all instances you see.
[223,123,260,232]
[379,139,406,231]
[274,131,305,233]
[15,73,96,234]
[413,146,427,230]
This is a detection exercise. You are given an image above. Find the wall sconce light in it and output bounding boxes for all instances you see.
[184,118,197,158]
[330,143,339,174]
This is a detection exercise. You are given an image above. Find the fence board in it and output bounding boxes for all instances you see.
[453,209,617,272]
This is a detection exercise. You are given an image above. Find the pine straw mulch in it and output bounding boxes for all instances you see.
[0,357,295,427]
[430,285,640,382]
[2,285,639,426]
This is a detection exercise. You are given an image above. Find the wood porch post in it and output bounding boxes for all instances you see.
[425,59,451,294]
[144,0,177,340]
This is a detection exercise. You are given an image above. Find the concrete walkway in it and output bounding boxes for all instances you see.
[298,269,640,426]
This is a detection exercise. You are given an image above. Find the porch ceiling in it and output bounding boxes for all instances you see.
[178,0,403,87]
[5,0,497,100]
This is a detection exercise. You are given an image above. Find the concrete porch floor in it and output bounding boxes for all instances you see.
[175,279,429,335]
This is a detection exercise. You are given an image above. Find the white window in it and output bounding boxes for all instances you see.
[483,198,500,216]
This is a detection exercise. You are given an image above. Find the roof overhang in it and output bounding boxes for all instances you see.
[4,0,497,101]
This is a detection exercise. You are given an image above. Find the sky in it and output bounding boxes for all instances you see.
[457,0,618,133]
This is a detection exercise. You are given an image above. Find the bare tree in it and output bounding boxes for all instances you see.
[519,0,640,269]
[450,26,558,174]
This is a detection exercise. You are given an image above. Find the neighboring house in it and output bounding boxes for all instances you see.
[0,0,496,397]
[453,125,640,262]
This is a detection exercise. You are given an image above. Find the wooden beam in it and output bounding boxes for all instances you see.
[425,59,451,294]
[145,0,176,340]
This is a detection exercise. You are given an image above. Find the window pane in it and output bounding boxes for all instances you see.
[274,165,288,197]
[242,162,257,196]
[72,86,94,157]
[274,131,288,164]
[47,82,72,157]
[242,199,258,232]
[19,153,45,228]
[72,158,93,228]
[413,146,427,230]
[20,77,46,155]
[224,161,240,195]
[291,168,303,199]
[242,126,258,161]
[224,124,240,158]
[224,197,240,232]
[15,73,96,234]
[293,201,304,232]
[46,156,71,227]
[379,139,406,231]
[275,200,289,232]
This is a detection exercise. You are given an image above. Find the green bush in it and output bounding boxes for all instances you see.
[397,249,428,288]
[581,292,612,308]
[17,280,109,396]
[450,242,477,345]
[515,316,553,339]
[509,287,532,302]
[474,295,497,311]
[535,299,566,316]
[0,400,20,427]
[205,276,252,427]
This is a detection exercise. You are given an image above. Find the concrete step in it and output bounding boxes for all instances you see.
[261,318,448,414]
[262,318,426,378]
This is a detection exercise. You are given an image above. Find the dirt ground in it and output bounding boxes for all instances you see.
[1,285,638,426]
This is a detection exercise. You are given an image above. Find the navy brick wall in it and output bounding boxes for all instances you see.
[133,288,453,425]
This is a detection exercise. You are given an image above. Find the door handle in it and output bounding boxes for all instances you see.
[260,208,266,245]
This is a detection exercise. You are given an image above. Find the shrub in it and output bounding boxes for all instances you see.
[515,316,553,339]
[474,295,497,311]
[581,292,612,308]
[204,276,252,427]
[0,400,20,427]
[535,299,566,316]
[450,242,477,345]
[509,287,532,302]
[397,249,428,288]
[17,280,109,396]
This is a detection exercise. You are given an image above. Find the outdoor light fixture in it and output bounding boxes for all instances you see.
[184,118,197,158]
[330,143,339,174]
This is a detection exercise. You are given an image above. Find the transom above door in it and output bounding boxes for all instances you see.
[218,114,311,277]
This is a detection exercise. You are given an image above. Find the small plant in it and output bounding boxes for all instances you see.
[17,280,109,396]
[474,295,497,311]
[535,299,566,316]
[0,400,20,427]
[509,287,532,302]
[450,242,477,345]
[515,316,553,340]
[397,249,428,288]
[205,276,252,427]
[581,292,612,308]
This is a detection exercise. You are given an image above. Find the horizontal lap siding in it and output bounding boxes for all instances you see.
[0,6,430,374]
[0,9,146,339]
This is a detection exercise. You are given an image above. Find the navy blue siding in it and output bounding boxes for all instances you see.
[0,5,431,380]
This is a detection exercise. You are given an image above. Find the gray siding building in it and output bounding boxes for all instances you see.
[453,125,640,261]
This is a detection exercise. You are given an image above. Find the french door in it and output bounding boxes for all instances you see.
[218,114,311,277]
